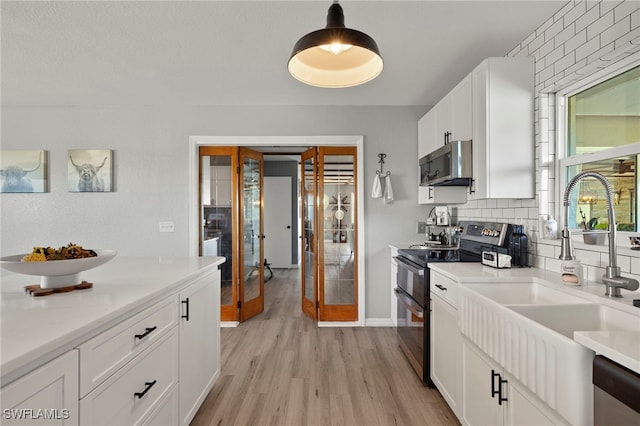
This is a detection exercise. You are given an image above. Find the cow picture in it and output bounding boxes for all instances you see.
[0,150,47,193]
[68,149,113,192]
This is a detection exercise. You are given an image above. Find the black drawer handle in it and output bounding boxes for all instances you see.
[491,370,500,398]
[134,326,157,340]
[498,377,508,405]
[134,380,157,399]
[435,284,447,291]
[181,298,190,321]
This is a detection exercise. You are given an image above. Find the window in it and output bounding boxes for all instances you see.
[559,64,640,232]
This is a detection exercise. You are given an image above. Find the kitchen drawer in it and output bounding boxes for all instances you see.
[138,384,178,426]
[80,327,178,426]
[78,296,177,397]
[431,271,458,307]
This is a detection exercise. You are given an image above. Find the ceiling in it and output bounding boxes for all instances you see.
[1,1,568,108]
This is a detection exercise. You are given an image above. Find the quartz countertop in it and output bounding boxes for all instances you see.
[429,263,640,373]
[0,256,225,386]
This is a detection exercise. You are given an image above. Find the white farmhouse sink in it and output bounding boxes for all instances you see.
[462,281,586,305]
[458,283,596,425]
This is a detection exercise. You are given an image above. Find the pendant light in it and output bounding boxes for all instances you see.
[288,1,383,88]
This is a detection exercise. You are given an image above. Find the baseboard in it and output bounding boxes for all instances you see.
[364,318,394,327]
[221,321,239,328]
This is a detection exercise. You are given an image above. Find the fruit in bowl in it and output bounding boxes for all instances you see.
[1,244,117,289]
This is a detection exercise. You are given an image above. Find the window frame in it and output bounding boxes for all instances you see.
[555,55,640,242]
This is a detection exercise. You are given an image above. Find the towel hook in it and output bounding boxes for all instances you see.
[376,153,391,177]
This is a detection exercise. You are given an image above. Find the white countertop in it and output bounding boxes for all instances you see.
[428,263,640,373]
[0,256,225,385]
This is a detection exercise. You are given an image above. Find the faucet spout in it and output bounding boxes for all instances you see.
[560,171,639,297]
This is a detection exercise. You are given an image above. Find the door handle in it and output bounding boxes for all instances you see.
[181,298,190,321]
[498,377,508,405]
[435,284,447,291]
[491,370,500,398]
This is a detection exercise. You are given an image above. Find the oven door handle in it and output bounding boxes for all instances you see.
[394,288,424,318]
[393,256,425,275]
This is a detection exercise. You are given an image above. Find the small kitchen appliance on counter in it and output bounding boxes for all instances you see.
[481,251,512,268]
[394,220,518,386]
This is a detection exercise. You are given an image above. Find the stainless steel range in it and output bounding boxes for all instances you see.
[394,220,520,386]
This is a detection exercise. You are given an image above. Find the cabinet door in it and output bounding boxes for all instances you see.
[419,185,468,205]
[390,248,398,327]
[461,340,502,426]
[434,95,453,147]
[505,377,561,426]
[179,271,221,426]
[450,75,473,141]
[418,110,436,158]
[430,293,460,416]
[1,350,79,426]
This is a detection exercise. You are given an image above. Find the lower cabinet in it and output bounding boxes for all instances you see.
[461,338,566,426]
[178,270,221,425]
[80,328,179,426]
[0,350,79,426]
[0,267,221,426]
[430,272,460,417]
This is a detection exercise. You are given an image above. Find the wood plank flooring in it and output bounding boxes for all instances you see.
[191,269,459,426]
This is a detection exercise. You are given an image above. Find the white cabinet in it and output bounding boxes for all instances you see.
[469,57,534,199]
[80,328,179,426]
[461,338,565,426]
[418,105,468,205]
[390,246,398,327]
[179,270,221,426]
[0,350,79,426]
[430,272,460,417]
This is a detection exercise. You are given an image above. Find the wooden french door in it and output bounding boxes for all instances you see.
[199,146,264,323]
[238,147,265,322]
[301,148,319,320]
[301,147,358,322]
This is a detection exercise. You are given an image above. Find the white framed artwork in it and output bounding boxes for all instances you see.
[0,150,47,193]
[68,149,113,192]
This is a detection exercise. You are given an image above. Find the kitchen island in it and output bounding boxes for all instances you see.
[1,255,225,425]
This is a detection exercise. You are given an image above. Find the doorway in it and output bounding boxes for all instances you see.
[189,136,365,325]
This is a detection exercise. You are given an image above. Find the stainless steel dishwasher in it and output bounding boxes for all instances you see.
[593,355,640,425]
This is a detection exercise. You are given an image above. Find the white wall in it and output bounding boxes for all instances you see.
[0,105,426,320]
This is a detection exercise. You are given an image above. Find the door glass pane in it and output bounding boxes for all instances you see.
[201,155,233,306]
[243,156,261,302]
[323,154,354,305]
[303,157,315,303]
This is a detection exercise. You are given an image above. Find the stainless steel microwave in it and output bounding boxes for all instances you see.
[419,140,473,187]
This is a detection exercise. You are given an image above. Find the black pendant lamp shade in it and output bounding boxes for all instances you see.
[288,1,383,88]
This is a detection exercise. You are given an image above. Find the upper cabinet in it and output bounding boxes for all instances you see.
[469,57,535,200]
[418,103,468,205]
[418,57,534,203]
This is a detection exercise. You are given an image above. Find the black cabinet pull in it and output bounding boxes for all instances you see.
[435,284,447,291]
[428,186,433,200]
[498,377,508,405]
[181,298,190,321]
[134,380,157,399]
[491,370,500,398]
[134,326,157,340]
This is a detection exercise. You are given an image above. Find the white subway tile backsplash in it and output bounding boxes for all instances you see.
[587,11,615,40]
[576,3,602,33]
[632,8,640,29]
[601,16,632,46]
[555,25,577,48]
[555,51,577,74]
[575,248,604,267]
[614,1,640,22]
[576,35,602,60]
[565,29,589,53]
[485,199,498,209]
[564,2,588,26]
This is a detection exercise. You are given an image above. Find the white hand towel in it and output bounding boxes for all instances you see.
[384,174,394,203]
[371,174,382,198]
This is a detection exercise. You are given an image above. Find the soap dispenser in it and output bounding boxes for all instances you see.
[559,227,583,285]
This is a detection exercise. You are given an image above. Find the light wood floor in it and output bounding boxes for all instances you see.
[191,269,459,426]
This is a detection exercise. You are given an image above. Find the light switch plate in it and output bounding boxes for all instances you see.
[417,221,427,234]
[159,221,174,232]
